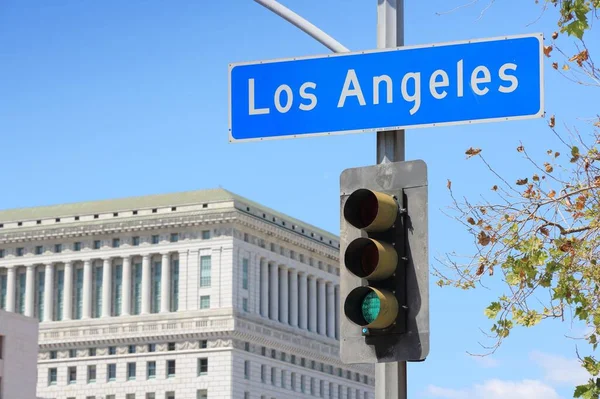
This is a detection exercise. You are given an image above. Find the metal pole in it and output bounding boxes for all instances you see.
[376,0,405,165]
[254,0,350,53]
[376,1,407,399]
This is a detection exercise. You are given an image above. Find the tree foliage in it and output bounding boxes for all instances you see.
[436,1,600,398]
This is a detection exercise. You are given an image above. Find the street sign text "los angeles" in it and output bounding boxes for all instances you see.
[228,33,544,142]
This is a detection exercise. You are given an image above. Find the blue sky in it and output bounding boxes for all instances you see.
[1,1,597,397]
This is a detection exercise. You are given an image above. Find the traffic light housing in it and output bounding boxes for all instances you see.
[339,160,429,364]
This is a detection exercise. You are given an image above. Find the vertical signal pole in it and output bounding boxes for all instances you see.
[376,1,407,399]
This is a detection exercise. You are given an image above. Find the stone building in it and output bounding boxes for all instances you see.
[0,188,374,399]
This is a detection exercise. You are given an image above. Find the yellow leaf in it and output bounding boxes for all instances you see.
[562,64,570,71]
[544,163,554,173]
[548,190,556,198]
[533,174,540,181]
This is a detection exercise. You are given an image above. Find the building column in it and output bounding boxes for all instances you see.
[308,275,317,332]
[269,263,279,321]
[141,254,151,315]
[43,263,54,322]
[279,266,288,324]
[298,272,307,330]
[102,258,112,318]
[289,269,298,327]
[63,262,73,321]
[317,279,326,335]
[260,259,269,318]
[25,265,35,317]
[335,285,340,340]
[121,256,131,316]
[326,282,335,338]
[82,260,92,319]
[160,253,171,313]
[6,266,15,312]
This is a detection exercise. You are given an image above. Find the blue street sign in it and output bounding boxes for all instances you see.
[228,33,544,142]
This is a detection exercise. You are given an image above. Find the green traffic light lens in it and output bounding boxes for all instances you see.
[361,291,381,324]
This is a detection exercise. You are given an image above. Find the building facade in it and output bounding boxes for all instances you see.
[0,188,374,399]
[0,309,40,399]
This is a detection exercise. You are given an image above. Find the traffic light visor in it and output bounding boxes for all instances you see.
[344,286,399,329]
[343,189,398,232]
[345,238,397,280]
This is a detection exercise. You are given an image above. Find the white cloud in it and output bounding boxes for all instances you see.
[530,351,589,386]
[424,379,561,399]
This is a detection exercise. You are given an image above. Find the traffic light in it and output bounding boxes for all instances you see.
[339,160,429,364]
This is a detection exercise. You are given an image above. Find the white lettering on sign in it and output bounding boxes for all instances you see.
[299,82,318,111]
[499,63,518,93]
[274,84,293,113]
[246,60,522,117]
[248,79,270,115]
[338,69,366,107]
[429,69,449,100]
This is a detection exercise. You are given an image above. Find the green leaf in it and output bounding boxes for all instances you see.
[485,302,501,319]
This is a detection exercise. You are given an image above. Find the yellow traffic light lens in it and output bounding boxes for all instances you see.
[344,189,398,232]
[345,238,398,280]
[344,287,399,329]
[361,291,380,323]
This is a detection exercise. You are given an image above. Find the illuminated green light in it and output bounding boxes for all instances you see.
[361,291,380,324]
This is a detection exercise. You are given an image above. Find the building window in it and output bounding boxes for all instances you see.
[107,364,116,381]
[132,236,140,246]
[197,358,208,376]
[93,240,101,250]
[69,349,77,358]
[16,247,24,256]
[148,343,156,352]
[271,367,276,385]
[242,298,248,312]
[171,259,179,312]
[128,345,136,354]
[0,249,4,258]
[201,230,210,239]
[127,362,136,380]
[197,390,208,399]
[133,263,142,314]
[37,268,45,321]
[244,342,250,352]
[281,370,286,388]
[242,258,249,289]
[49,350,57,359]
[74,241,81,251]
[68,366,77,384]
[200,295,210,309]
[55,244,62,253]
[48,368,57,385]
[151,260,162,313]
[168,342,176,351]
[75,268,83,319]
[93,266,102,318]
[112,238,120,248]
[261,365,266,383]
[89,348,96,356]
[167,360,176,378]
[147,361,156,379]
[271,349,276,359]
[151,235,159,244]
[113,264,123,316]
[244,360,250,379]
[35,246,43,255]
[108,346,116,355]
[165,392,175,399]
[200,256,211,287]
[291,372,296,390]
[88,365,97,383]
[170,233,179,243]
[321,380,325,397]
